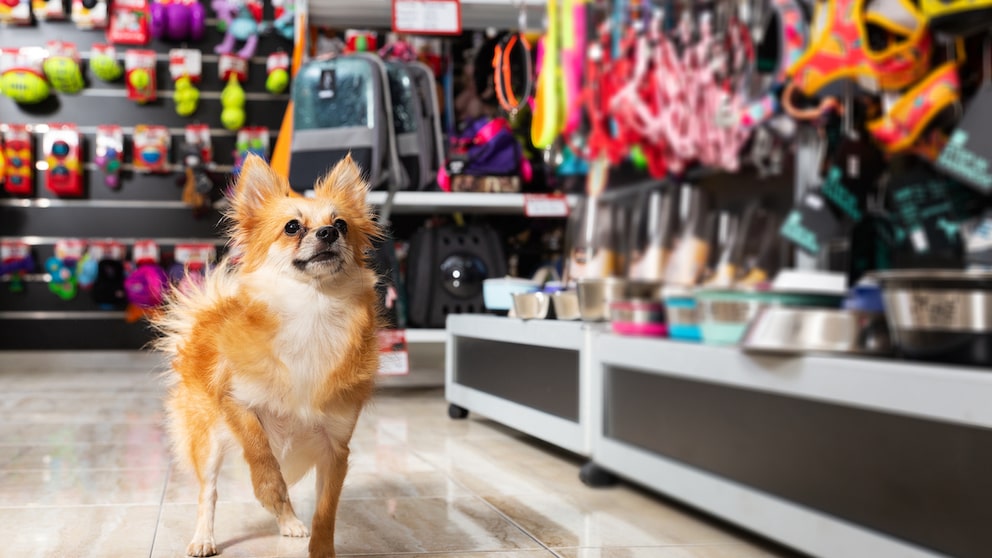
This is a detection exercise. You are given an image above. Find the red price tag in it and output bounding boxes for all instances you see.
[392,0,461,36]
[523,194,570,218]
[377,329,410,376]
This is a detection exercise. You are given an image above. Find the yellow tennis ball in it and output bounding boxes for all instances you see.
[220,107,245,130]
[266,68,289,95]
[129,69,150,90]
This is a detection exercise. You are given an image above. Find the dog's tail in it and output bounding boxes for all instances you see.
[149,258,241,379]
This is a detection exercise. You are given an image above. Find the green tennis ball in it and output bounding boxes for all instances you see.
[90,54,123,82]
[43,57,85,94]
[221,107,245,131]
[266,68,289,95]
[221,76,245,107]
[176,101,198,117]
[0,70,51,104]
[129,69,150,90]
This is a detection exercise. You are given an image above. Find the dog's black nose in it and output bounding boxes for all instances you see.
[315,226,339,244]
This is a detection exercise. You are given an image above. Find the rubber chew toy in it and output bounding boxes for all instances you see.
[174,75,200,116]
[90,46,124,82]
[220,74,246,130]
[150,0,206,42]
[213,0,263,60]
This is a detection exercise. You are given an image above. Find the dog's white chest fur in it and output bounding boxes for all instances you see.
[231,270,361,420]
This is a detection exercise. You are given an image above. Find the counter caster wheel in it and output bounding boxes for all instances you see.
[580,461,617,488]
[448,403,469,419]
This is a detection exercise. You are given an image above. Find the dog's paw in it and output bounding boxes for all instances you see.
[279,515,310,538]
[186,538,218,557]
[308,540,336,558]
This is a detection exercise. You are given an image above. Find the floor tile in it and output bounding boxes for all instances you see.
[482,489,746,548]
[0,505,159,558]
[153,496,542,557]
[0,468,167,506]
[0,422,168,447]
[554,545,786,558]
[0,442,171,471]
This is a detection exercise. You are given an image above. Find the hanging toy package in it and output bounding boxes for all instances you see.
[219,54,248,131]
[44,124,84,198]
[169,48,202,117]
[133,124,171,173]
[125,49,158,104]
[2,124,34,197]
[0,47,52,106]
[72,0,109,29]
[89,44,123,82]
[266,51,290,95]
[0,0,32,25]
[47,239,87,301]
[181,124,214,211]
[95,125,124,189]
[107,0,151,45]
[1,240,34,293]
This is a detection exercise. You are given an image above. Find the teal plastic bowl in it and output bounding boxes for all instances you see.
[696,289,843,346]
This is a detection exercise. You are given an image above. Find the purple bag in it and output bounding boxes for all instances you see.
[443,117,529,179]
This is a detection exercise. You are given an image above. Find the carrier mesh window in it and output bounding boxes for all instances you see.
[293,59,374,130]
[387,64,418,135]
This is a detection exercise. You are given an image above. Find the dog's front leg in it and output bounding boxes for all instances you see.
[220,397,310,538]
[309,445,349,558]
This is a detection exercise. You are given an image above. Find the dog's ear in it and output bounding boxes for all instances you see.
[231,154,288,220]
[314,154,370,206]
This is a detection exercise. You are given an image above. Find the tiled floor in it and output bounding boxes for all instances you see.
[0,353,796,558]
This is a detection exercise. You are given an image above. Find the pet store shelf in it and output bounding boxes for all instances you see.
[309,0,546,31]
[363,191,577,215]
[445,314,604,455]
[593,334,992,429]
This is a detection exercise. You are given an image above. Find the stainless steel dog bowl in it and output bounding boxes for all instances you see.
[552,290,581,320]
[577,277,627,322]
[741,307,891,356]
[512,291,552,320]
[874,269,992,366]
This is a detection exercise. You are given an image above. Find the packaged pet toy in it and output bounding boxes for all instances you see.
[125,49,157,103]
[89,44,123,82]
[134,124,171,173]
[266,51,290,95]
[150,0,206,42]
[107,0,151,45]
[0,0,32,25]
[271,0,294,41]
[125,239,168,321]
[43,124,84,197]
[0,47,51,105]
[213,0,265,59]
[169,48,202,116]
[2,124,34,196]
[95,125,124,189]
[72,0,109,29]
[46,239,87,301]
[43,41,85,94]
[1,240,34,293]
[33,0,66,20]
[181,124,214,210]
[233,126,269,175]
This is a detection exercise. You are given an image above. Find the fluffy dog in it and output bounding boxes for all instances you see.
[154,155,381,557]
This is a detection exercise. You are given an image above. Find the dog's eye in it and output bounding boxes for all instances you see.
[333,219,348,236]
[284,220,302,236]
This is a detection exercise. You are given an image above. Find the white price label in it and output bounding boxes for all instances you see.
[524,194,570,218]
[377,329,410,376]
[392,0,461,35]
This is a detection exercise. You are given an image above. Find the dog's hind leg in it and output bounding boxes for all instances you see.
[187,426,225,557]
[309,445,350,558]
[220,398,310,538]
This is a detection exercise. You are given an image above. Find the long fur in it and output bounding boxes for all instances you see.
[153,155,383,558]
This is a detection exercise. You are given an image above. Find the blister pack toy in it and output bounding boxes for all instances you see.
[44,124,84,197]
[2,125,34,196]
[95,125,124,189]
[125,49,158,103]
[72,0,109,29]
[134,125,171,173]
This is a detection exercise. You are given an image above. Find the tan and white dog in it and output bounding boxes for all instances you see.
[154,155,381,557]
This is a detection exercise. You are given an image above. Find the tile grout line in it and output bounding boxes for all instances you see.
[147,459,173,558]
[375,420,566,558]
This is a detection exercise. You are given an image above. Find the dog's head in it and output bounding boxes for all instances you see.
[227,155,381,280]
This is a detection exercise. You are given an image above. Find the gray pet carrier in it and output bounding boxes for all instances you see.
[289,53,407,193]
[384,61,445,191]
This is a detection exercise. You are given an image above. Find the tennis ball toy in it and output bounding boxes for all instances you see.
[220,75,246,131]
[0,70,51,104]
[43,56,85,94]
[129,68,150,90]
[90,53,123,82]
[174,75,200,117]
[266,68,289,95]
